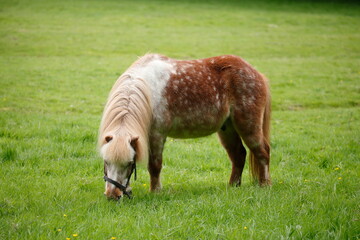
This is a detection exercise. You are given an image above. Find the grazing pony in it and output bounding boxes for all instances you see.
[98,54,271,200]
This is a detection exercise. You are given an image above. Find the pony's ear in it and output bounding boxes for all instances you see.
[130,136,139,150]
[105,135,113,143]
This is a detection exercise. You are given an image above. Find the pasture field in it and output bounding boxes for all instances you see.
[0,0,359,239]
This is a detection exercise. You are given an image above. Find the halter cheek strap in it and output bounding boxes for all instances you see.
[103,162,137,199]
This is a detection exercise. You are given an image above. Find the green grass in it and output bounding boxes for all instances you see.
[1,0,359,239]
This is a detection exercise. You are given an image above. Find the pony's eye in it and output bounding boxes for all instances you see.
[105,136,113,143]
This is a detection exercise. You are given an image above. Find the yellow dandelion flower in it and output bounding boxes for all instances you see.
[57,229,62,232]
[338,177,342,180]
[111,237,117,240]
[143,184,147,187]
[73,234,78,237]
[66,238,71,240]
[334,167,340,171]
[244,226,248,230]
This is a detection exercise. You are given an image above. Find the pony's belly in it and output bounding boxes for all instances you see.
[167,112,225,139]
[168,126,217,138]
[164,96,230,138]
[167,126,218,139]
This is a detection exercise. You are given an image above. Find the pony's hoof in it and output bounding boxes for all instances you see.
[229,181,242,187]
[259,179,272,187]
[150,186,162,193]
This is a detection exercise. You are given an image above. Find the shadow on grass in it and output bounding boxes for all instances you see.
[165,0,359,15]
[127,181,265,205]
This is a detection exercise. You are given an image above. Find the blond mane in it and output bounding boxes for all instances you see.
[98,58,153,163]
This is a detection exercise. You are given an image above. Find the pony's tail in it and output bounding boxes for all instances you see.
[249,79,271,185]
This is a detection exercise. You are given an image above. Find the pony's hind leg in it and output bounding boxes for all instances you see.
[246,136,271,186]
[218,119,247,186]
[232,111,271,186]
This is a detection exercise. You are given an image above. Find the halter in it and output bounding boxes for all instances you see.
[103,162,137,199]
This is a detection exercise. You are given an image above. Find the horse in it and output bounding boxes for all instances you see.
[98,53,271,200]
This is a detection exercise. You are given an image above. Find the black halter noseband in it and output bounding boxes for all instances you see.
[103,162,137,199]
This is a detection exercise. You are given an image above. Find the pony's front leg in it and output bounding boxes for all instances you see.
[148,134,166,192]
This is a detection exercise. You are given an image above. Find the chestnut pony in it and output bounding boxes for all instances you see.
[98,54,271,200]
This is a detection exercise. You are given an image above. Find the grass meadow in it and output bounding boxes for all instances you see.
[0,0,359,239]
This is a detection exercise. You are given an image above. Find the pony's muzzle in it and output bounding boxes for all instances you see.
[104,186,133,200]
[104,186,122,200]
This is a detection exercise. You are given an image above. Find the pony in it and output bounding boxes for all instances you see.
[98,54,271,200]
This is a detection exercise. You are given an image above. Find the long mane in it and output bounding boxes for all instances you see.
[98,59,153,163]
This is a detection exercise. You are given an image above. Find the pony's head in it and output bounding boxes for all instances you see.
[100,133,139,200]
[98,63,153,200]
